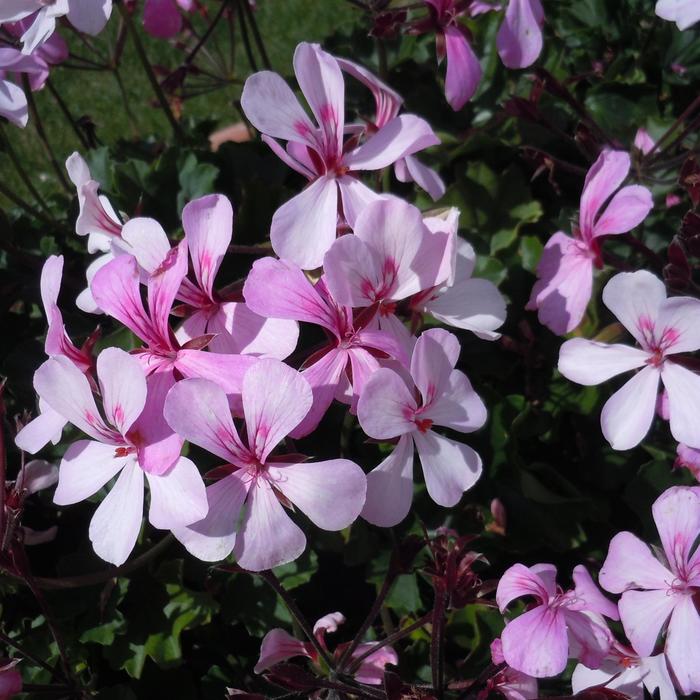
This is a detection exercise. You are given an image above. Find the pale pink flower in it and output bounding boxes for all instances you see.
[357,328,486,527]
[243,256,408,437]
[571,641,677,700]
[528,150,653,335]
[496,563,619,677]
[143,0,194,39]
[33,348,207,565]
[486,639,538,700]
[656,0,700,30]
[0,659,21,700]
[558,270,700,450]
[599,486,700,694]
[255,610,397,685]
[173,193,299,358]
[240,42,439,268]
[0,47,47,127]
[408,208,507,340]
[496,0,545,70]
[335,57,446,200]
[163,360,366,570]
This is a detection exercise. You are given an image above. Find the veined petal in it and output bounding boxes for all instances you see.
[618,589,677,658]
[396,155,446,201]
[89,460,144,566]
[425,370,487,433]
[558,339,648,385]
[361,434,415,528]
[601,366,660,450]
[592,185,653,238]
[661,362,700,449]
[414,430,482,507]
[497,563,553,611]
[444,25,482,110]
[571,565,620,620]
[564,610,613,670]
[665,595,700,694]
[147,240,188,347]
[254,629,312,674]
[174,350,256,404]
[411,328,460,406]
[119,218,171,274]
[336,175,384,229]
[497,0,543,69]
[656,296,700,355]
[267,458,366,530]
[357,367,416,440]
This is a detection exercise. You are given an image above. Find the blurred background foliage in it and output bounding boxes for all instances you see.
[1,0,699,697]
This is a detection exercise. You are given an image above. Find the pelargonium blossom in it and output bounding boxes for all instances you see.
[241,41,439,268]
[558,270,700,450]
[655,0,700,30]
[335,56,446,200]
[255,611,397,685]
[571,641,676,700]
[0,0,112,55]
[143,0,194,39]
[527,150,653,335]
[599,486,700,695]
[163,359,367,570]
[357,328,486,527]
[33,347,208,565]
[244,256,408,437]
[496,563,619,677]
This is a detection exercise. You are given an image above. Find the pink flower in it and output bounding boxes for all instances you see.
[0,659,21,700]
[408,208,507,340]
[599,486,700,694]
[243,256,408,437]
[240,42,439,268]
[336,57,446,200]
[173,194,299,358]
[143,0,194,39]
[634,127,657,155]
[485,639,538,700]
[255,611,397,685]
[558,270,700,450]
[33,348,208,565]
[496,563,619,677]
[571,641,677,700]
[528,150,653,335]
[676,443,700,481]
[656,0,700,30]
[0,47,48,127]
[163,359,366,569]
[496,0,545,70]
[357,328,486,527]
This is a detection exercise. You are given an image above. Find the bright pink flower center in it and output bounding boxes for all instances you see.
[637,314,680,362]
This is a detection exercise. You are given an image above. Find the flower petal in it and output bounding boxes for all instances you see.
[425,370,487,433]
[66,0,112,35]
[655,0,700,30]
[618,589,677,658]
[143,0,182,38]
[497,563,553,611]
[572,565,619,620]
[592,185,653,238]
[656,296,700,354]
[497,0,543,69]
[254,629,312,674]
[119,217,171,274]
[397,155,446,201]
[565,610,613,670]
[15,405,66,454]
[357,367,416,440]
[661,362,700,449]
[665,595,700,694]
[558,339,649,385]
[444,24,482,110]
[336,175,384,228]
[411,328,460,406]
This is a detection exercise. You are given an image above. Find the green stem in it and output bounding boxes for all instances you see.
[45,78,90,149]
[241,0,271,70]
[237,0,258,72]
[0,183,54,226]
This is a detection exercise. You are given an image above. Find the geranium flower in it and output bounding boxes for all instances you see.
[496,563,619,677]
[599,486,700,694]
[527,150,653,335]
[241,42,439,268]
[558,270,700,450]
[163,360,366,570]
[357,328,486,527]
[34,348,208,565]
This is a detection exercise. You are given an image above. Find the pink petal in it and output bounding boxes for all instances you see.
[357,367,416,440]
[261,134,315,178]
[640,654,679,700]
[267,458,366,530]
[89,459,144,565]
[243,256,339,333]
[293,42,345,157]
[336,175,384,228]
[527,232,594,335]
[651,486,700,579]
[344,114,440,171]
[396,155,446,201]
[564,610,613,669]
[602,271,668,347]
[443,25,482,110]
[411,328,460,407]
[234,480,306,571]
[497,0,543,69]
[558,339,648,385]
[0,2,43,23]
[347,347,381,408]
[54,440,127,505]
[599,531,673,594]
[15,459,58,494]
[655,0,700,30]
[163,378,249,465]
[497,563,553,612]
[354,328,410,367]
[240,70,318,149]
[425,370,487,433]
[243,359,312,461]
[207,303,299,359]
[0,77,28,128]
[579,150,631,241]
[634,127,657,155]
[618,589,677,658]
[96,347,147,436]
[592,185,653,238]
[66,0,112,35]
[119,217,171,274]
[352,643,399,684]
[601,366,660,450]
[660,362,700,448]
[147,240,188,346]
[657,297,700,355]
[501,605,568,677]
[15,406,66,454]
[270,176,339,270]
[172,472,248,562]
[664,595,700,694]
[34,357,117,443]
[182,194,232,300]
[571,565,619,620]
[143,0,182,39]
[361,434,415,527]
[413,430,482,507]
[314,612,346,636]
[145,456,208,529]
[254,628,312,674]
